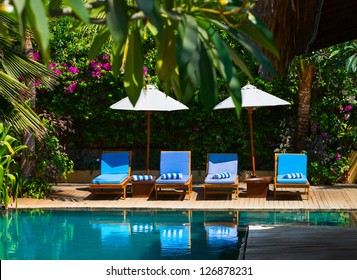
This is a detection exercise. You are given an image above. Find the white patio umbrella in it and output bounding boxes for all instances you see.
[214,83,290,177]
[110,85,189,174]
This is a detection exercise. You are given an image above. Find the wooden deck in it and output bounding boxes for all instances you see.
[10,183,357,210]
[245,225,357,259]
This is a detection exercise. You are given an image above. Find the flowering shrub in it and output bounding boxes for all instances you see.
[32,111,75,184]
[306,49,357,184]
[35,17,356,184]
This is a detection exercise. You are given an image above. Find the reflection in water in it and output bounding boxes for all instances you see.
[92,224,130,246]
[157,225,191,257]
[0,209,354,260]
[205,224,238,250]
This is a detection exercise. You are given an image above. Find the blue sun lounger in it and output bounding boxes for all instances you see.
[89,151,131,199]
[274,153,310,200]
[203,153,239,199]
[155,151,192,200]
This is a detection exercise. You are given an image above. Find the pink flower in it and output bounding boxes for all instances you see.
[49,62,57,69]
[143,66,148,78]
[69,82,78,93]
[101,62,111,71]
[67,66,79,74]
[344,105,352,112]
[33,52,40,62]
[91,71,101,79]
[53,69,62,75]
[336,153,341,161]
[90,60,100,70]
[311,123,318,132]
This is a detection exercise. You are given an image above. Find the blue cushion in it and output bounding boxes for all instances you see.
[161,173,183,180]
[284,172,303,179]
[132,175,153,181]
[92,173,128,184]
[277,174,308,184]
[212,172,231,179]
[100,152,130,174]
[159,151,190,175]
[208,153,238,175]
[156,174,191,184]
[277,154,307,176]
[205,175,236,184]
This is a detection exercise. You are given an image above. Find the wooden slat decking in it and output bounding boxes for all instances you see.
[10,183,357,210]
[245,225,357,259]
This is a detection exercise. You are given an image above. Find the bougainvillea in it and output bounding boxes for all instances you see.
[35,17,356,185]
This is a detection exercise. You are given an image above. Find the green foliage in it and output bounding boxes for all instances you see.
[34,16,291,173]
[0,123,27,208]
[4,0,278,111]
[21,177,52,199]
[0,13,56,138]
[306,45,357,184]
[36,15,356,186]
[32,111,75,185]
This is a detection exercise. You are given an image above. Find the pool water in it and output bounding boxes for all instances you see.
[0,209,353,260]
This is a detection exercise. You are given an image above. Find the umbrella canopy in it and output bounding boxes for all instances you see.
[214,83,290,177]
[110,85,189,174]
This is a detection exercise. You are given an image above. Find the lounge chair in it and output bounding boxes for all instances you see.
[154,151,193,200]
[274,153,310,200]
[89,151,131,199]
[203,153,239,199]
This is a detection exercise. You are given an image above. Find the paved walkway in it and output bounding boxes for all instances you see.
[9,183,357,210]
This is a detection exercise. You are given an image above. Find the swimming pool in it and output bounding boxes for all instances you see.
[0,209,354,260]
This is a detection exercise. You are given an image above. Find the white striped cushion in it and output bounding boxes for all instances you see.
[161,173,183,180]
[284,172,303,179]
[212,172,231,179]
[132,175,154,181]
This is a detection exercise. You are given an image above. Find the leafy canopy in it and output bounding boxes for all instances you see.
[3,0,278,112]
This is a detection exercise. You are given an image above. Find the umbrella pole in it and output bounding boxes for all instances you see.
[146,112,151,175]
[248,108,256,177]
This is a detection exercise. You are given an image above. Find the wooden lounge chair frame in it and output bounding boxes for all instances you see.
[274,153,310,200]
[154,151,193,200]
[89,151,132,199]
[203,153,239,199]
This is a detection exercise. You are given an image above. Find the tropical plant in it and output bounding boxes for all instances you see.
[331,40,357,74]
[306,46,357,184]
[35,112,74,182]
[3,0,278,113]
[0,123,27,208]
[0,13,57,138]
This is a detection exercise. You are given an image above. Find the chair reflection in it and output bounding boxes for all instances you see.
[204,222,238,249]
[156,224,191,256]
[91,223,130,246]
[131,223,154,233]
[155,211,192,256]
[204,211,239,250]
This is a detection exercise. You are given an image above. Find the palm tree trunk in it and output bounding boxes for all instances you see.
[21,32,36,178]
[296,58,314,151]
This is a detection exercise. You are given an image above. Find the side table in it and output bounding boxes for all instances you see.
[244,176,272,198]
[131,176,156,198]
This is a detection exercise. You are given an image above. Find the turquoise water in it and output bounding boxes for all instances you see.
[0,210,353,260]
